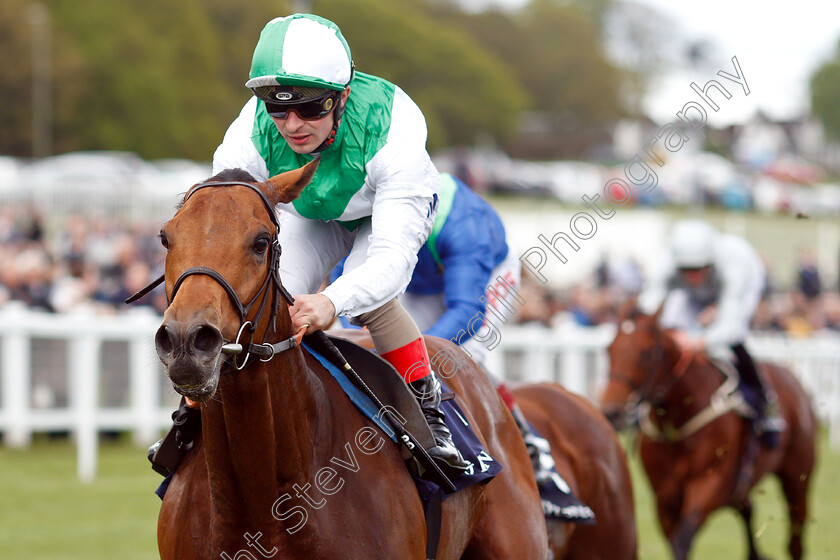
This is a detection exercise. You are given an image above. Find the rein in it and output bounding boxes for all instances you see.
[125,180,301,370]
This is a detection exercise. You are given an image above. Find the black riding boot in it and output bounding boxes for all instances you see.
[509,405,555,485]
[732,343,785,448]
[408,373,469,476]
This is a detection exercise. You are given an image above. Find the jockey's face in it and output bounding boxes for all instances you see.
[272,87,350,154]
[679,265,711,286]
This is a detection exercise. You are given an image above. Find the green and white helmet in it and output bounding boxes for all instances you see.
[246,14,354,92]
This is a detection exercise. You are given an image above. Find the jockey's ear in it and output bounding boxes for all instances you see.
[264,158,320,204]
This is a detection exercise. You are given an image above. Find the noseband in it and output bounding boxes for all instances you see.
[126,180,300,370]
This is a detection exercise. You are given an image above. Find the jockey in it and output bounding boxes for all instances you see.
[639,219,785,447]
[333,173,558,485]
[211,14,467,474]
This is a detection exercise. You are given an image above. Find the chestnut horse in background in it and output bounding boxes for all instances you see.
[600,307,816,560]
[151,159,548,559]
[514,382,638,559]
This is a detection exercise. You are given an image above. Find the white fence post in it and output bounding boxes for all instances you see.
[129,329,160,446]
[1,317,32,447]
[70,333,100,483]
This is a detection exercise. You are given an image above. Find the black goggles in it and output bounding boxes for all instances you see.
[262,91,340,120]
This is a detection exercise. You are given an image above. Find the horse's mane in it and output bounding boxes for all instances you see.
[177,168,259,208]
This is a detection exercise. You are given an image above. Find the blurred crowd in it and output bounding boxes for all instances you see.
[0,205,167,315]
[2,205,837,337]
[515,253,840,337]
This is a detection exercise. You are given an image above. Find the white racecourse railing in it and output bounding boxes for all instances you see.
[1,306,839,482]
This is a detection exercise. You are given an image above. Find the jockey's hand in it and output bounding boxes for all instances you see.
[671,330,706,353]
[698,305,717,327]
[289,294,336,334]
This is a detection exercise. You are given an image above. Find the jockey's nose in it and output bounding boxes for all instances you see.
[284,111,305,130]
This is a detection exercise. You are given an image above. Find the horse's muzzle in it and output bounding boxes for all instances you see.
[155,321,225,401]
[602,405,627,432]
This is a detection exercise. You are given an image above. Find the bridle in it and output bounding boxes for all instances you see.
[608,329,697,429]
[126,180,303,370]
[609,326,743,442]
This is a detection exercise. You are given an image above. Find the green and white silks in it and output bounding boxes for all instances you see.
[212,72,440,317]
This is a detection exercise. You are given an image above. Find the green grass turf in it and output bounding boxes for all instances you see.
[625,429,840,559]
[0,430,838,558]
[0,435,161,559]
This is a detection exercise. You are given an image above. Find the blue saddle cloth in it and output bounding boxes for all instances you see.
[304,343,502,502]
[156,345,502,502]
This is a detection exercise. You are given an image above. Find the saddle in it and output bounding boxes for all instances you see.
[707,357,767,421]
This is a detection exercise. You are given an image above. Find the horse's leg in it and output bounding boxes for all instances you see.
[769,365,816,560]
[653,498,687,560]
[668,511,700,560]
[668,475,727,560]
[778,469,811,560]
[735,498,766,560]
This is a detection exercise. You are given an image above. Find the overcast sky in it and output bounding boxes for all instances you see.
[458,0,840,125]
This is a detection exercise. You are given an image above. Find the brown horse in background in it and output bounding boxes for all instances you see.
[600,307,816,560]
[151,160,548,559]
[514,382,638,559]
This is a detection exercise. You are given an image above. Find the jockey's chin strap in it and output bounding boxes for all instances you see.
[125,180,303,371]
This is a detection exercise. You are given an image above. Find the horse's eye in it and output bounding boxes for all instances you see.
[159,232,169,249]
[253,237,270,255]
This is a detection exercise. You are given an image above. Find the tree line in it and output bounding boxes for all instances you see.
[1,0,634,161]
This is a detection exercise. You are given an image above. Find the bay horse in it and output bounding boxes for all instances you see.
[151,159,548,559]
[514,382,638,559]
[600,306,816,560]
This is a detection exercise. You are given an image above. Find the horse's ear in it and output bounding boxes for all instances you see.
[652,299,666,323]
[264,158,320,205]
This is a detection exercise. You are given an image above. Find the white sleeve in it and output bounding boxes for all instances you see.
[702,238,764,348]
[322,88,440,316]
[211,97,270,181]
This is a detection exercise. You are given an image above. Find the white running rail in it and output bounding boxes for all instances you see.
[1,306,838,482]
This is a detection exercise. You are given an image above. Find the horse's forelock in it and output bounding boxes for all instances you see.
[177,168,259,209]
[207,168,258,184]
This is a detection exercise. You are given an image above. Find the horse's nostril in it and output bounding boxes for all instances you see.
[155,324,177,356]
[192,325,223,355]
[602,408,622,430]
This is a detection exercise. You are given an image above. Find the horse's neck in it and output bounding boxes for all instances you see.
[202,345,330,527]
[659,347,721,422]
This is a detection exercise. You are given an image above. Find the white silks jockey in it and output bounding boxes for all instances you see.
[639,219,785,447]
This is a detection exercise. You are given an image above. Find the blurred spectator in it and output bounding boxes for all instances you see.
[516,275,555,327]
[12,246,54,311]
[823,293,840,331]
[796,249,821,301]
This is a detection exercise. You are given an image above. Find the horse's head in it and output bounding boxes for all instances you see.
[600,302,676,431]
[153,159,319,401]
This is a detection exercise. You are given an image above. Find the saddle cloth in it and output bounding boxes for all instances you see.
[528,421,596,524]
[304,342,502,501]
